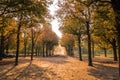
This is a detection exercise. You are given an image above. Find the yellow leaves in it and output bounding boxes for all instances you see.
[43,23,51,28]
[0,17,17,36]
[74,1,85,11]
[75,2,81,9]
[61,33,75,47]
[38,25,58,43]
[103,20,108,25]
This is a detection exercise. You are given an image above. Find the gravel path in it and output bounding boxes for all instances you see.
[0,55,119,80]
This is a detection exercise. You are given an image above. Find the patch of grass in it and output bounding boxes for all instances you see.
[74,50,113,58]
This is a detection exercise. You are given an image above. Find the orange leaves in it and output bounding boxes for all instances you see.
[61,33,75,47]
[0,17,17,36]
[38,25,58,44]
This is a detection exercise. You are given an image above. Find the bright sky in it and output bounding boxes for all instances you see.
[49,0,62,38]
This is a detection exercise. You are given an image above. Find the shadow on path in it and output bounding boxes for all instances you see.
[88,63,119,80]
[0,61,61,80]
[0,66,15,78]
[14,62,60,80]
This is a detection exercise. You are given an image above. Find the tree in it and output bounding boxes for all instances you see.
[93,5,118,61]
[38,23,59,57]
[0,17,6,60]
[30,26,41,60]
[22,28,29,57]
[0,17,17,60]
[91,0,120,77]
[95,37,110,57]
[57,0,95,66]
[61,33,75,56]
[13,0,48,65]
[59,15,85,60]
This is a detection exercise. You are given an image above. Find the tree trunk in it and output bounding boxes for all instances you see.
[38,47,40,56]
[15,22,21,65]
[92,41,95,58]
[51,49,54,56]
[0,18,6,60]
[0,37,2,60]
[71,47,74,56]
[103,48,107,57]
[42,43,45,57]
[117,35,120,79]
[0,21,5,60]
[111,0,120,78]
[46,43,48,57]
[69,46,72,56]
[49,49,51,56]
[77,34,82,61]
[35,47,38,56]
[24,38,27,57]
[112,39,118,61]
[31,28,34,61]
[0,33,4,60]
[86,21,93,66]
[6,42,9,54]
[68,46,71,56]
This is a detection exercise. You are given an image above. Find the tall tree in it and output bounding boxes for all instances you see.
[57,0,95,66]
[91,0,120,77]
[13,0,48,65]
[38,23,58,57]
[59,15,85,60]
[61,33,75,56]
[0,17,16,60]
[93,4,118,61]
[22,28,29,57]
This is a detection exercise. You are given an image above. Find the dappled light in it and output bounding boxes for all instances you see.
[0,56,118,80]
[0,0,120,80]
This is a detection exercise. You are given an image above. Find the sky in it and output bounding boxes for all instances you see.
[49,0,62,38]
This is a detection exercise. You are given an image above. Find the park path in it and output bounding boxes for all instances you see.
[0,55,119,80]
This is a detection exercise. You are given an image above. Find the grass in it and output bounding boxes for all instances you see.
[74,50,114,58]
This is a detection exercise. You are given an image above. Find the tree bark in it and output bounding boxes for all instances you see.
[112,39,118,61]
[111,0,120,78]
[0,18,6,60]
[51,49,54,56]
[15,22,21,65]
[35,47,38,56]
[0,37,2,60]
[48,49,51,56]
[42,43,45,57]
[0,32,4,60]
[71,47,74,56]
[31,28,34,61]
[46,43,48,57]
[86,21,93,66]
[117,35,120,79]
[0,34,4,60]
[77,34,82,61]
[6,42,9,54]
[103,48,107,57]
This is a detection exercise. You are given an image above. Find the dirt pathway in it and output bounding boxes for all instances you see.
[0,55,119,80]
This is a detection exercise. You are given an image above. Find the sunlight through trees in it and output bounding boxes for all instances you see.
[0,0,120,79]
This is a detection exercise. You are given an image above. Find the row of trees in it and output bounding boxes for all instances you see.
[0,0,58,65]
[61,33,75,56]
[38,24,59,57]
[22,23,58,59]
[57,0,120,76]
